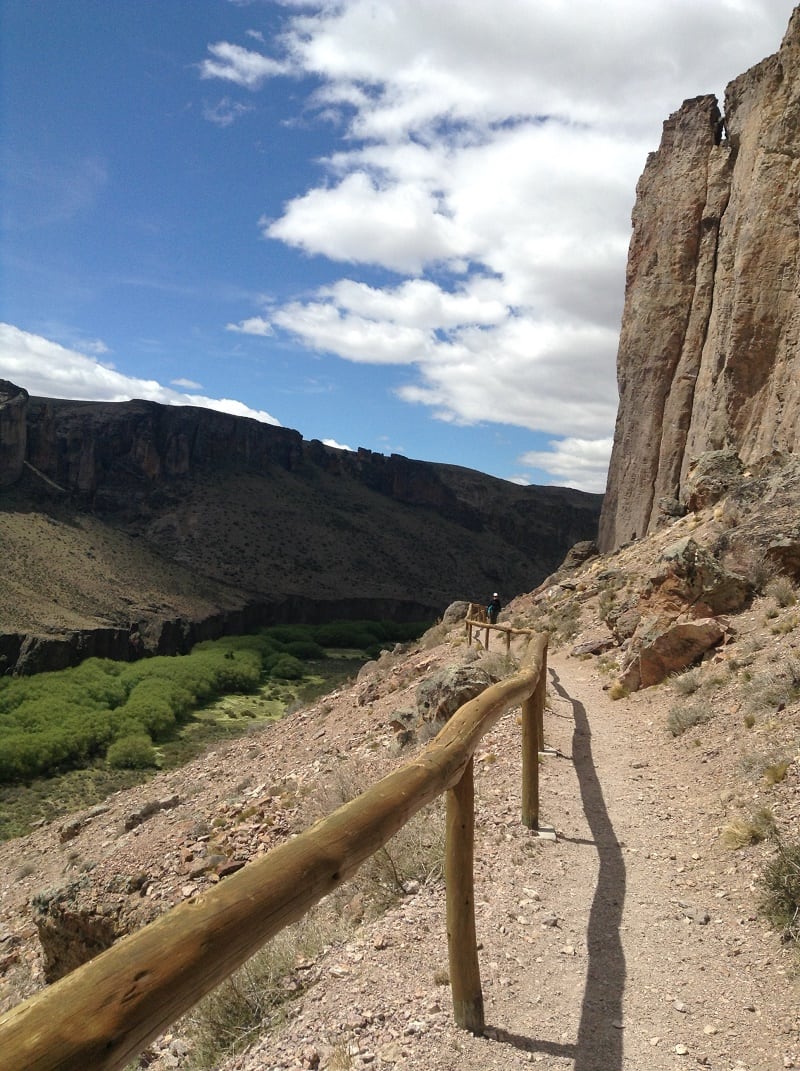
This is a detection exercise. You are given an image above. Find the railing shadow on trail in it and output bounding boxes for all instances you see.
[483,665,626,1071]
[552,665,627,1071]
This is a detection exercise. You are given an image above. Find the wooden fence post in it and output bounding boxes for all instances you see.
[535,643,547,754]
[446,757,484,1033]
[521,690,539,830]
[521,634,547,829]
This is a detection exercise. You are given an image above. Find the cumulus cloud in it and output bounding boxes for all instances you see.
[203,0,794,489]
[519,437,615,494]
[0,324,280,426]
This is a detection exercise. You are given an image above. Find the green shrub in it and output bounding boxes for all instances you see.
[284,640,326,660]
[107,734,158,770]
[268,655,305,680]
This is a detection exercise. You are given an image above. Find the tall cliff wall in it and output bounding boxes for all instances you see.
[599,7,800,552]
[0,381,28,489]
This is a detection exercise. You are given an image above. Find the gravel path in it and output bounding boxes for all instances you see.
[219,647,799,1071]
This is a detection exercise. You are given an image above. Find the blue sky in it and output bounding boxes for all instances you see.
[1,1,796,491]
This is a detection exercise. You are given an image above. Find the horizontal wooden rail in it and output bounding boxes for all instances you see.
[0,634,548,1071]
[465,611,530,652]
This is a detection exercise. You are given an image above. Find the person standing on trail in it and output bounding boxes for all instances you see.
[487,593,502,624]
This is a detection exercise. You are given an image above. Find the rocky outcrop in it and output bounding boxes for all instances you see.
[615,537,750,690]
[600,9,800,551]
[0,381,28,488]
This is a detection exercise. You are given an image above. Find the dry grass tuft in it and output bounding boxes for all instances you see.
[667,700,711,737]
[721,807,776,849]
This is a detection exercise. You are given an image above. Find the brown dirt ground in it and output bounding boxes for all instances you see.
[1,579,799,1070]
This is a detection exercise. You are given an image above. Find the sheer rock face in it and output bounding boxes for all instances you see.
[599,9,800,552]
[0,381,28,488]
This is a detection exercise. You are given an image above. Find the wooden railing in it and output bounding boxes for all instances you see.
[0,632,548,1071]
[465,602,532,654]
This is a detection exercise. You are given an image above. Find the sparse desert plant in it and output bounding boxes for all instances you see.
[597,586,617,620]
[765,575,797,608]
[760,837,800,945]
[742,550,778,594]
[608,681,629,701]
[671,667,702,696]
[742,669,798,715]
[743,712,757,729]
[764,759,792,786]
[721,807,776,849]
[547,600,582,645]
[328,1041,355,1070]
[667,700,711,737]
[188,918,326,1068]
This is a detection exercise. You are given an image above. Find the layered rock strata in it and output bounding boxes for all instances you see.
[600,9,800,551]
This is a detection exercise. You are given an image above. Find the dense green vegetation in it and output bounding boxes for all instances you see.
[0,620,429,788]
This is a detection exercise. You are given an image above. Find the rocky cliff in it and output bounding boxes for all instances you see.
[0,387,602,673]
[599,7,800,552]
[0,381,28,489]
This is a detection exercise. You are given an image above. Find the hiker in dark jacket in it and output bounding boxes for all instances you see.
[487,593,502,624]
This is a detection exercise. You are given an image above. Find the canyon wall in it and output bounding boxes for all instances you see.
[599,8,800,551]
[0,389,601,673]
[0,381,28,489]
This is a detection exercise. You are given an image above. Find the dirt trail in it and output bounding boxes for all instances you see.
[1,636,798,1071]
[227,646,799,1071]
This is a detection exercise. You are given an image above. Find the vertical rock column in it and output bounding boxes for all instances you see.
[0,380,29,488]
[599,96,723,551]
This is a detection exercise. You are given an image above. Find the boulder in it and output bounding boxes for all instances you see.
[441,601,471,627]
[559,540,599,571]
[766,535,800,581]
[415,663,498,725]
[648,537,751,615]
[684,449,745,512]
[620,617,726,691]
[31,879,135,983]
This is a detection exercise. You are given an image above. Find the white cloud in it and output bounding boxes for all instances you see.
[322,437,352,451]
[204,0,796,489]
[0,324,280,426]
[519,437,614,494]
[200,42,288,89]
[202,96,254,127]
[226,316,274,336]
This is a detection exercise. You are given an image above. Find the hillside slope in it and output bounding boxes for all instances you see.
[0,385,601,673]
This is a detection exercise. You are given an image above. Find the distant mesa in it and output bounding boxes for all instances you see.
[0,384,602,674]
